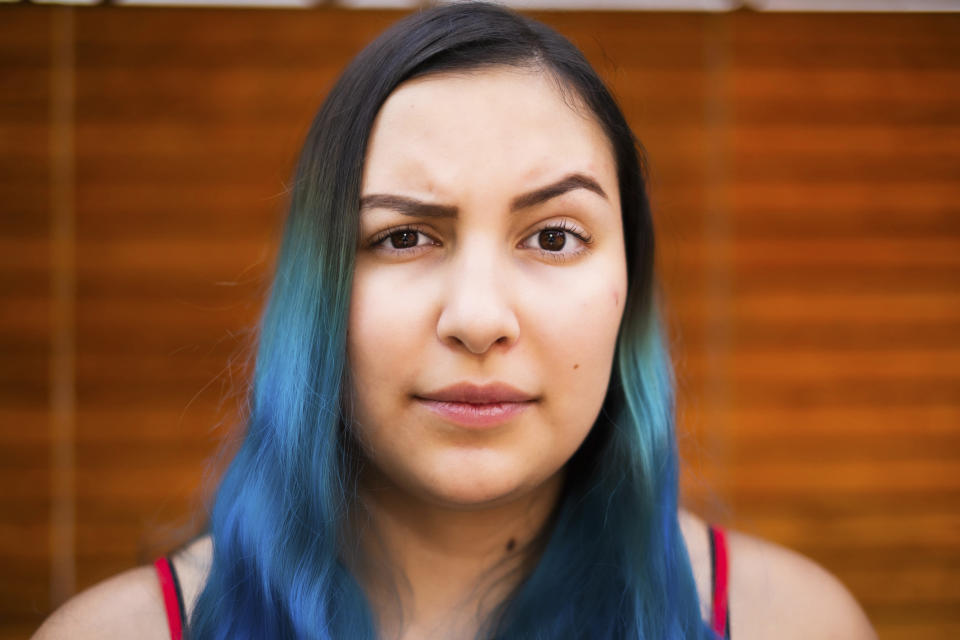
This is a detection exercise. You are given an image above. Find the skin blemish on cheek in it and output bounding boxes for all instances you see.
[613,291,619,308]
[573,363,579,370]
[506,538,516,552]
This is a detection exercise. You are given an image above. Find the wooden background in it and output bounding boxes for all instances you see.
[1,5,958,638]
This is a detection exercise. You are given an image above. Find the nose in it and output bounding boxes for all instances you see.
[436,239,520,355]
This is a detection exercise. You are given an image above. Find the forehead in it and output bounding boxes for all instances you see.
[362,67,616,200]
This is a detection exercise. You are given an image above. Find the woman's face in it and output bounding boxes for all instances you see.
[348,67,627,509]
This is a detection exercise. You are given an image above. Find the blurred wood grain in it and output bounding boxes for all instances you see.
[1,5,957,638]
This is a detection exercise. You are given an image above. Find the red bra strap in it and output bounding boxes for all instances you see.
[154,557,184,640]
[709,524,730,637]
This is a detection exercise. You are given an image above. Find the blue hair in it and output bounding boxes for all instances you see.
[189,3,720,638]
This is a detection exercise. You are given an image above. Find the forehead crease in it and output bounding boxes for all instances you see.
[364,70,616,198]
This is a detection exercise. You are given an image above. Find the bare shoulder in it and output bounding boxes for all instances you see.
[678,509,876,639]
[31,535,213,640]
[30,565,169,640]
[725,526,878,640]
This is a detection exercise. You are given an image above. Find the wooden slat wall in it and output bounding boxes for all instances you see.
[719,15,959,638]
[1,6,957,639]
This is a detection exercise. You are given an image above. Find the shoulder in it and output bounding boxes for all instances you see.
[678,509,876,639]
[30,565,170,640]
[31,535,213,640]
[726,522,877,639]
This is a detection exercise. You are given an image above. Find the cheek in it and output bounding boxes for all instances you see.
[524,267,624,371]
[347,267,430,416]
[522,263,626,440]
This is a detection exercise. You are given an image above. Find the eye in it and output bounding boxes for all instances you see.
[368,224,439,256]
[521,219,594,263]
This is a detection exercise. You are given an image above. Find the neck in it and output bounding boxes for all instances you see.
[351,466,564,640]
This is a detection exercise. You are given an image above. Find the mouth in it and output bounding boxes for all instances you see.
[416,381,538,404]
[413,397,535,429]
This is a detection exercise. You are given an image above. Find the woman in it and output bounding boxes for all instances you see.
[34,3,876,639]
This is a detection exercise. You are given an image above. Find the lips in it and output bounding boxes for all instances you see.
[414,382,538,428]
[416,381,538,404]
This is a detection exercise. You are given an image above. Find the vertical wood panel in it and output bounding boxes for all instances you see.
[0,6,54,638]
[48,4,77,612]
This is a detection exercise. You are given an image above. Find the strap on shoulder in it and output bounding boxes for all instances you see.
[153,556,186,640]
[708,524,731,638]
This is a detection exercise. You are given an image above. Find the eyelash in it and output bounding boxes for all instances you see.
[368,219,594,263]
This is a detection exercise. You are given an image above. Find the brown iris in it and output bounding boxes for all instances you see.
[389,230,419,249]
[538,229,566,251]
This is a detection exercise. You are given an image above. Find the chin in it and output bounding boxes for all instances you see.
[427,485,522,510]
[413,456,546,509]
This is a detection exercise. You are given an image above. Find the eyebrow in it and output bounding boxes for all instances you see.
[358,172,608,218]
